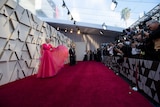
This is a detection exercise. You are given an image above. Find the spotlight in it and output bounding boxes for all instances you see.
[77,28,80,34]
[99,31,103,35]
[67,10,70,15]
[110,0,118,11]
[62,0,66,8]
[70,29,73,33]
[65,28,67,33]
[102,23,107,30]
[57,27,60,30]
[73,21,76,25]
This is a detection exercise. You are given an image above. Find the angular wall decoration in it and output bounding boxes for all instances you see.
[0,0,7,9]
[0,0,71,86]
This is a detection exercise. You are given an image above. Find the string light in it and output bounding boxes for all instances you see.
[62,0,66,8]
[62,0,76,25]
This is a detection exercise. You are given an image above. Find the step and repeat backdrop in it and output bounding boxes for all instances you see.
[0,0,72,86]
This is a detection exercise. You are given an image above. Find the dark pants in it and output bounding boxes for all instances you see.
[70,55,76,65]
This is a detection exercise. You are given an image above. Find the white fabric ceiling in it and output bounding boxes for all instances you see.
[17,0,159,29]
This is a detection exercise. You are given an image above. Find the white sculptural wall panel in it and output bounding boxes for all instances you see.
[0,0,72,86]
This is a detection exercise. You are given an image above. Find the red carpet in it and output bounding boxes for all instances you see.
[0,61,153,107]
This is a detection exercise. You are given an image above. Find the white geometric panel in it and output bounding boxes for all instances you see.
[37,38,43,45]
[26,35,33,43]
[30,59,38,68]
[18,24,30,42]
[19,9,31,27]
[0,6,9,16]
[4,40,16,50]
[36,20,43,31]
[10,26,19,40]
[26,43,37,59]
[0,38,7,50]
[22,43,27,51]
[15,51,22,60]
[6,0,17,9]
[5,5,14,16]
[33,48,40,59]
[41,27,45,33]
[0,61,16,85]
[10,52,18,61]
[9,61,23,81]
[29,28,36,36]
[0,14,13,39]
[10,19,19,30]
[25,59,32,68]
[42,22,47,28]
[0,6,9,17]
[0,50,12,61]
[10,11,17,20]
[31,38,37,44]
[21,51,30,60]
[14,40,24,51]
[0,0,7,9]
[14,4,25,21]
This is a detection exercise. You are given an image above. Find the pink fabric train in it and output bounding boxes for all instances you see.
[37,43,68,78]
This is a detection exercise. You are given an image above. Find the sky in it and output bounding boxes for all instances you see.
[52,0,159,28]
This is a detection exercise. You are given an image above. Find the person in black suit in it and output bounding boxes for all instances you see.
[69,45,76,65]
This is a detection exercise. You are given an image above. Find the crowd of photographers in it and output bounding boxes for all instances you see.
[102,19,160,62]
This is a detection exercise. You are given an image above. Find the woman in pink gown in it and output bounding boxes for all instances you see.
[37,37,68,78]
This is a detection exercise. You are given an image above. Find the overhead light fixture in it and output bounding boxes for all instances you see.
[71,16,74,20]
[62,0,66,8]
[77,28,80,34]
[57,27,60,30]
[70,29,73,33]
[102,23,107,30]
[110,0,118,11]
[99,31,103,35]
[73,21,76,25]
[65,28,67,33]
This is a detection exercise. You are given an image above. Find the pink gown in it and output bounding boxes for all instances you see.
[37,43,68,78]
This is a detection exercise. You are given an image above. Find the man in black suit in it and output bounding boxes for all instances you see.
[69,45,76,65]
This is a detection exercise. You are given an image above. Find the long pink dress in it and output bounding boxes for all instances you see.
[37,43,68,78]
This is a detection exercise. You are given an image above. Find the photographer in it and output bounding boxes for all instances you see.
[143,20,160,61]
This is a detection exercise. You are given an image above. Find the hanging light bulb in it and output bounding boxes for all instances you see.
[67,10,71,15]
[62,0,66,8]
[77,28,80,34]
[102,23,107,30]
[73,21,76,25]
[70,29,73,33]
[65,28,67,33]
[57,27,60,30]
[71,16,74,20]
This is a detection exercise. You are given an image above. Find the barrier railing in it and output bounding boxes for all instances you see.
[105,56,160,104]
